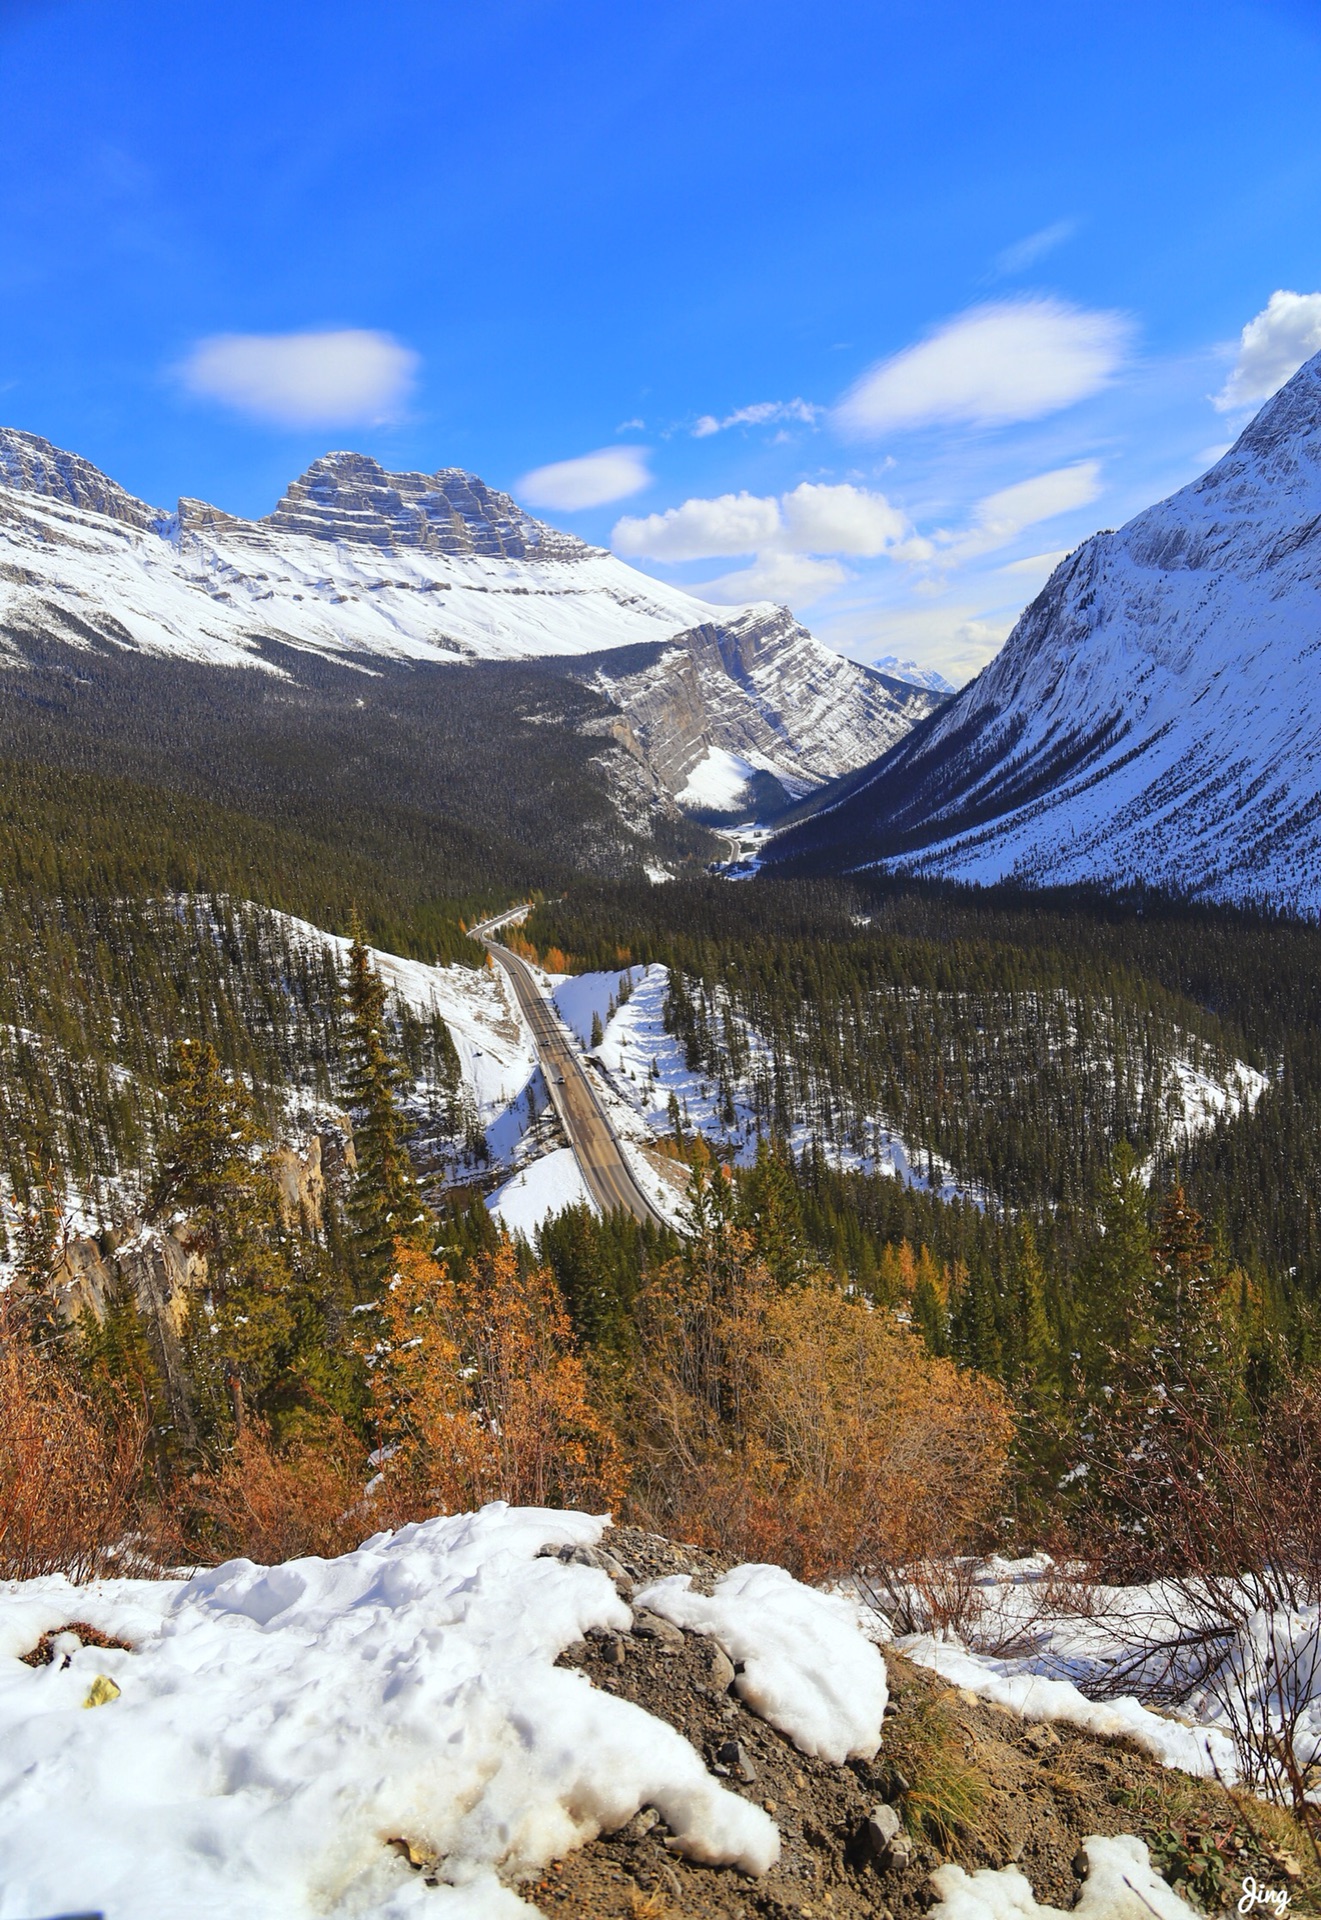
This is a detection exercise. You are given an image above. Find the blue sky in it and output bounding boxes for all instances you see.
[3,0,1321,681]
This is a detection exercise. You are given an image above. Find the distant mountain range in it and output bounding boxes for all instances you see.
[0,432,943,840]
[770,350,1321,913]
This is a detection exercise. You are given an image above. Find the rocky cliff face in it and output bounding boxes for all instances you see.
[0,429,166,533]
[770,350,1321,909]
[262,451,589,560]
[590,608,944,815]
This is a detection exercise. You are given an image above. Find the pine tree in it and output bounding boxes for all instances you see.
[10,1160,68,1349]
[1084,1143,1158,1394]
[155,1037,294,1440]
[590,1009,604,1049]
[738,1135,808,1287]
[1151,1182,1220,1375]
[343,922,425,1281]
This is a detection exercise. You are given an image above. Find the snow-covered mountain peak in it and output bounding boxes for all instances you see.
[769,348,1321,909]
[0,426,165,533]
[261,449,592,561]
[1119,350,1321,580]
[0,424,948,820]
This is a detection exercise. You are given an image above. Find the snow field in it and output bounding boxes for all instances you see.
[487,1148,597,1236]
[0,484,741,673]
[0,1506,793,1919]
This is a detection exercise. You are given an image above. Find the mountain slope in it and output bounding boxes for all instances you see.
[0,432,940,822]
[768,352,1321,909]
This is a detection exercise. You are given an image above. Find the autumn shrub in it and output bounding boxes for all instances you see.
[160,1417,370,1564]
[365,1239,627,1522]
[629,1184,1012,1583]
[0,1305,147,1581]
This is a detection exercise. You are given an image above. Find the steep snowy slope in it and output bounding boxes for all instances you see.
[0,431,937,808]
[769,351,1321,908]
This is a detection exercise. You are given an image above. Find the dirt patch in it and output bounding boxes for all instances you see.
[20,1621,133,1668]
[518,1529,1321,1919]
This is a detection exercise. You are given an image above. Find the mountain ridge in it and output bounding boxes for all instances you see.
[0,427,943,824]
[767,350,1321,911]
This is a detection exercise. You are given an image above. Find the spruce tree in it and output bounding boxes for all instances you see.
[1151,1183,1221,1375]
[343,922,425,1281]
[155,1037,294,1441]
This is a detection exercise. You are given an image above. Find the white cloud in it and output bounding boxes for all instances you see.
[613,490,782,560]
[943,460,1102,560]
[612,479,924,569]
[179,329,418,428]
[999,548,1072,579]
[1214,290,1321,411]
[780,481,928,558]
[991,219,1077,278]
[690,398,821,438]
[835,299,1130,437]
[693,553,850,606]
[517,446,651,511]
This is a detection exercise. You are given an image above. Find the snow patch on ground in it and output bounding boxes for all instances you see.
[0,1506,786,1918]
[487,1148,597,1236]
[887,1555,1321,1790]
[898,1630,1239,1781]
[638,1564,889,1765]
[930,1834,1198,1920]
[678,746,761,811]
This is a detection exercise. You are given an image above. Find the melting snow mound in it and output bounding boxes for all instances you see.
[637,1562,889,1764]
[930,1834,1198,1920]
[0,1505,783,1918]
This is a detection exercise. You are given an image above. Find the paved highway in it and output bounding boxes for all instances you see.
[472,917,672,1230]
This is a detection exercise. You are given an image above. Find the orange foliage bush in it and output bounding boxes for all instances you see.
[366,1240,626,1522]
[631,1201,1011,1583]
[162,1418,370,1565]
[0,1308,147,1581]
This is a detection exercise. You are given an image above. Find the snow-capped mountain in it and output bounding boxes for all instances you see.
[870,654,956,695]
[0,431,940,814]
[769,350,1321,909]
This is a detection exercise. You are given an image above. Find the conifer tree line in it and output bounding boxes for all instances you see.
[7,743,1321,1597]
[0,892,460,1237]
[526,874,1321,1307]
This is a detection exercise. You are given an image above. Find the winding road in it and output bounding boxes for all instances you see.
[471,912,672,1230]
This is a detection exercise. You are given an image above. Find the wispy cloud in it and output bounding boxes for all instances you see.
[516,445,651,511]
[178,329,419,428]
[1214,289,1321,411]
[990,219,1077,279]
[999,548,1072,579]
[834,298,1131,437]
[938,461,1102,562]
[691,398,821,438]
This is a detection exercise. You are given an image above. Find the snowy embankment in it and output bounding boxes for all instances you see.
[0,1507,1196,1920]
[885,1555,1320,1792]
[550,961,971,1198]
[0,1506,886,1918]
